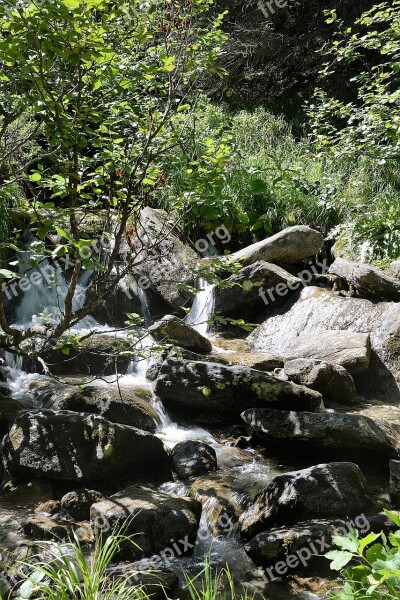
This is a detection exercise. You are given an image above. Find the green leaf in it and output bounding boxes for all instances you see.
[384,509,400,528]
[0,269,16,279]
[325,550,354,571]
[332,530,359,553]
[358,532,381,553]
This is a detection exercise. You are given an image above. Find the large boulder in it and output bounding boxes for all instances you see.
[241,408,399,457]
[122,207,199,312]
[284,359,356,404]
[46,385,160,432]
[329,258,400,301]
[91,485,201,558]
[285,331,371,376]
[244,519,349,571]
[154,358,322,415]
[22,334,132,376]
[92,273,151,328]
[214,261,302,315]
[2,411,171,484]
[149,315,212,354]
[248,286,400,399]
[240,462,369,539]
[171,440,217,480]
[229,226,324,267]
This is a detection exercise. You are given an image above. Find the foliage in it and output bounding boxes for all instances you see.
[326,509,400,599]
[309,2,400,162]
[159,99,400,257]
[184,556,257,600]
[0,0,226,353]
[6,529,153,600]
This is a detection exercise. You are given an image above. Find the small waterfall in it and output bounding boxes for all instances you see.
[15,250,97,331]
[137,286,152,327]
[186,279,216,337]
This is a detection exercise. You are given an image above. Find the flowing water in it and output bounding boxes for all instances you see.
[0,258,322,598]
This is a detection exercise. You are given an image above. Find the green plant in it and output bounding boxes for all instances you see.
[184,556,257,600]
[326,509,400,599]
[309,2,400,162]
[11,530,155,600]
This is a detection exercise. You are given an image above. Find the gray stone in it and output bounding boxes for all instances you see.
[247,286,400,399]
[240,462,369,539]
[46,385,160,432]
[229,226,324,266]
[2,410,171,484]
[284,358,356,404]
[122,207,199,312]
[171,440,217,480]
[61,489,105,521]
[241,408,399,456]
[285,330,371,376]
[329,258,400,300]
[154,358,322,415]
[149,315,212,354]
[244,519,348,570]
[214,261,302,315]
[91,485,201,558]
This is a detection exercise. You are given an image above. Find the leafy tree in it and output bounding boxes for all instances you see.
[0,0,226,358]
[309,1,400,162]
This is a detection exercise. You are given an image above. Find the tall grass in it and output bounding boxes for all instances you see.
[160,100,400,261]
[10,531,152,600]
[184,556,259,600]
[6,533,258,600]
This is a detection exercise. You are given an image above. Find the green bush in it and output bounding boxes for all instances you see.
[326,509,400,599]
[159,99,400,260]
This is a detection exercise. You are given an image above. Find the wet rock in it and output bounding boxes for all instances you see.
[189,471,266,537]
[0,481,54,509]
[329,258,400,301]
[61,489,105,521]
[46,385,160,432]
[92,273,149,328]
[23,517,70,541]
[240,462,369,539]
[241,408,399,457]
[91,485,201,558]
[229,226,324,267]
[171,440,217,480]
[2,410,171,484]
[149,315,212,354]
[214,261,302,315]
[244,519,348,571]
[23,517,94,543]
[248,286,400,400]
[155,358,322,416]
[284,359,356,404]
[0,396,24,432]
[122,207,199,312]
[23,334,132,376]
[285,331,371,376]
[34,500,61,516]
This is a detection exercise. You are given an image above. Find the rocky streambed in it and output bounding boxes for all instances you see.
[1,211,400,599]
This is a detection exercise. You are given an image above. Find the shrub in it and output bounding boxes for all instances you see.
[326,509,400,599]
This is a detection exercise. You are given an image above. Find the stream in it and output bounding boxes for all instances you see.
[0,257,332,599]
